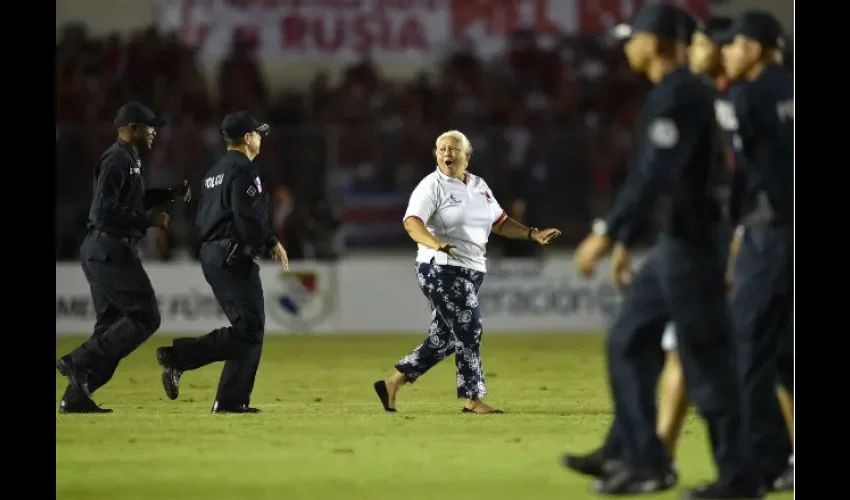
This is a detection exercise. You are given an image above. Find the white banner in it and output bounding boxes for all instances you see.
[56,254,635,335]
[338,255,625,333]
[56,262,341,335]
[175,0,579,62]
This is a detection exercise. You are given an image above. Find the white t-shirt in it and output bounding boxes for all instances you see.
[403,168,506,273]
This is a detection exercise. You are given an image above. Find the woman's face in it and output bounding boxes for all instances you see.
[435,136,468,178]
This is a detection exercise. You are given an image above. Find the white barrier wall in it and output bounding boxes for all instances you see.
[56,255,633,335]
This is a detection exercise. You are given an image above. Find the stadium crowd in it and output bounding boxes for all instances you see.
[57,22,727,261]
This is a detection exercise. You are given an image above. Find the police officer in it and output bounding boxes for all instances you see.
[656,16,741,459]
[56,101,190,414]
[563,4,763,498]
[155,111,289,414]
[721,10,794,492]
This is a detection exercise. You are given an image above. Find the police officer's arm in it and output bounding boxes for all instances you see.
[144,188,174,208]
[93,154,153,230]
[728,165,747,226]
[726,84,754,227]
[605,103,691,247]
[144,181,191,209]
[231,170,279,251]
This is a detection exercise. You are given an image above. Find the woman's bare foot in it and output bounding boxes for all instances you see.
[385,372,407,408]
[462,399,504,414]
[374,372,408,412]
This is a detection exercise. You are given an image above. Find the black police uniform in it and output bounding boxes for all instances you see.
[156,112,277,414]
[562,5,761,498]
[707,27,792,474]
[56,102,184,414]
[576,53,745,491]
[724,11,794,487]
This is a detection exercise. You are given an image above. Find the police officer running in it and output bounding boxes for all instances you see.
[562,4,763,498]
[721,11,795,492]
[56,101,190,414]
[156,111,288,414]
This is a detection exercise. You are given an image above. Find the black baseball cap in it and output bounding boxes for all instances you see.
[697,16,734,45]
[220,111,270,141]
[612,3,698,43]
[724,10,785,49]
[114,101,166,128]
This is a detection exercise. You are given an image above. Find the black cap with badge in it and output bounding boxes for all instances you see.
[723,10,786,49]
[220,111,270,141]
[612,3,698,43]
[114,101,166,128]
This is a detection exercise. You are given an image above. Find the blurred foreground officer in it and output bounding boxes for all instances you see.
[156,112,289,414]
[56,102,190,414]
[373,130,560,414]
[721,11,794,491]
[656,16,738,460]
[564,5,763,498]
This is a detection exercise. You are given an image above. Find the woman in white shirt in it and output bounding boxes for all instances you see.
[373,130,562,414]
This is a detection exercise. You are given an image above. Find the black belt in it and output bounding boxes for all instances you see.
[203,239,259,263]
[203,238,231,247]
[739,209,791,228]
[91,228,140,247]
[739,191,791,228]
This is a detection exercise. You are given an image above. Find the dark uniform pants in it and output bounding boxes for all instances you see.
[65,230,162,403]
[395,263,487,399]
[169,242,266,407]
[603,235,749,484]
[730,225,793,481]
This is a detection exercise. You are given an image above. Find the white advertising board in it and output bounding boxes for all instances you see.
[338,256,624,333]
[56,254,634,335]
[55,262,341,335]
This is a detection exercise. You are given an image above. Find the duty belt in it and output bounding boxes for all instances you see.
[204,239,259,264]
[91,228,140,247]
[739,192,791,228]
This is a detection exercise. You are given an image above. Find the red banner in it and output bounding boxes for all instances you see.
[172,0,711,62]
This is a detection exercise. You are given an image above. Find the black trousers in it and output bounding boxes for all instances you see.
[730,225,794,480]
[64,230,162,404]
[603,234,753,485]
[169,242,265,407]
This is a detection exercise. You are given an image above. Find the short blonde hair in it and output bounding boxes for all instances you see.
[435,130,473,159]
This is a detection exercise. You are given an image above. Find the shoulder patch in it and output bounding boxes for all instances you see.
[247,185,257,197]
[714,100,739,131]
[648,118,679,148]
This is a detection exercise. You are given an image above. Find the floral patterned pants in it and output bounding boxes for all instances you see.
[395,263,487,399]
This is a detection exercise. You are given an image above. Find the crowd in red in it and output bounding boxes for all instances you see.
[56,23,656,261]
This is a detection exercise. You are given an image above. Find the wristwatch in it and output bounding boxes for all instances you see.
[527,226,538,240]
[591,218,608,236]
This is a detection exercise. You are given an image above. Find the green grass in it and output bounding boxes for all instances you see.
[56,334,792,500]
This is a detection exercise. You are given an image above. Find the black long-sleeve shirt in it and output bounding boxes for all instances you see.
[605,67,724,246]
[726,65,793,226]
[195,150,279,252]
[87,139,179,239]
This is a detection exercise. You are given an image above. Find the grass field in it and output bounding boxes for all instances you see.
[55,334,793,500]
